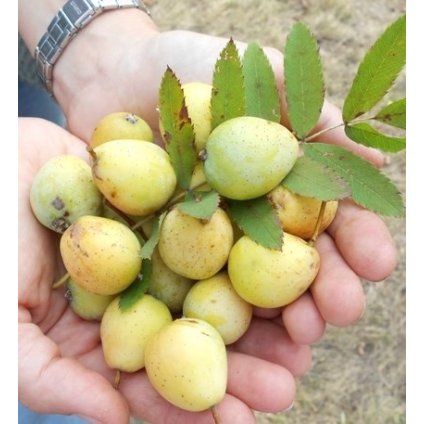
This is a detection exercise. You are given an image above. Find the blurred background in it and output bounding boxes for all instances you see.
[147,1,406,423]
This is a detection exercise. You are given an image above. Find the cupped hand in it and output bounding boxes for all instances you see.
[19,117,310,424]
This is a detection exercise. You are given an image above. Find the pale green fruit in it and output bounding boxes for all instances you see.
[268,185,338,240]
[92,139,177,216]
[145,318,227,412]
[182,82,213,152]
[101,294,172,372]
[66,279,114,321]
[183,272,253,344]
[204,116,299,200]
[60,216,142,295]
[90,112,153,148]
[158,207,233,280]
[30,155,102,233]
[228,234,320,308]
[147,250,195,313]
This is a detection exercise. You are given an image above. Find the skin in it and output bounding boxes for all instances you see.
[18,7,398,421]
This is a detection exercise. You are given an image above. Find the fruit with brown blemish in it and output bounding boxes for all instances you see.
[91,139,177,216]
[228,233,320,308]
[158,207,234,280]
[60,215,142,295]
[144,317,227,411]
[30,155,102,233]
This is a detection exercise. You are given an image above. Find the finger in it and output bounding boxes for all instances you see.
[19,322,129,424]
[231,317,312,376]
[253,306,282,319]
[282,291,326,344]
[311,233,365,326]
[327,199,398,282]
[227,351,296,412]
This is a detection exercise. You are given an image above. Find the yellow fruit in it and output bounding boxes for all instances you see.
[228,234,320,308]
[145,318,227,411]
[92,139,177,216]
[183,272,253,344]
[158,207,234,280]
[100,295,172,372]
[90,112,153,148]
[268,185,338,240]
[60,216,142,295]
[204,116,299,200]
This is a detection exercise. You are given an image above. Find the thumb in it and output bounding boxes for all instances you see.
[19,322,129,424]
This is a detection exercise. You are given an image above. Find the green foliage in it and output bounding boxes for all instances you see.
[140,213,167,259]
[343,15,406,122]
[159,67,197,190]
[374,98,406,129]
[243,41,281,122]
[177,191,220,220]
[284,22,325,139]
[119,259,152,311]
[210,38,245,129]
[345,123,406,153]
[282,156,351,200]
[304,143,405,217]
[227,197,283,250]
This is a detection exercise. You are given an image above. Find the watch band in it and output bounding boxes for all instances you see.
[34,0,150,94]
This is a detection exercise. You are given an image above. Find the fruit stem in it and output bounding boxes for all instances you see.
[86,145,97,161]
[304,123,345,142]
[309,201,327,246]
[211,406,222,424]
[52,272,70,289]
[113,370,121,390]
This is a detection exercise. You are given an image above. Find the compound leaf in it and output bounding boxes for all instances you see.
[211,38,245,129]
[119,259,152,311]
[374,98,406,129]
[284,22,325,139]
[227,197,283,250]
[243,41,281,122]
[345,123,406,152]
[177,190,220,220]
[343,15,406,122]
[282,156,351,200]
[159,67,197,190]
[303,143,404,217]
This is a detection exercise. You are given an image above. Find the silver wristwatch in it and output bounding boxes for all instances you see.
[34,0,150,94]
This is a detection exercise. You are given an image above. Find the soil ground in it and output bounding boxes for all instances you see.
[146,1,406,423]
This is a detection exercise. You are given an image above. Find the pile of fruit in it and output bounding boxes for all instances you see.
[28,17,405,416]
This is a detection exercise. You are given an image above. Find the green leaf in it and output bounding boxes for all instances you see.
[211,38,245,129]
[284,22,325,139]
[119,259,152,311]
[303,143,405,216]
[342,15,406,122]
[242,41,281,123]
[282,156,351,200]
[177,190,220,220]
[140,213,167,259]
[345,123,406,153]
[159,67,197,189]
[374,98,406,129]
[227,197,283,250]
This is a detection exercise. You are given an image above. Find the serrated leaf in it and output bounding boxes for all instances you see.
[345,123,405,153]
[303,143,404,216]
[284,22,325,139]
[227,197,283,250]
[159,67,197,189]
[342,15,406,122]
[374,98,406,129]
[282,156,351,200]
[119,259,152,311]
[243,41,281,123]
[177,190,220,220]
[211,38,245,129]
[140,213,167,259]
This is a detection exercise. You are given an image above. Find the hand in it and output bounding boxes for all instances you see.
[19,117,308,423]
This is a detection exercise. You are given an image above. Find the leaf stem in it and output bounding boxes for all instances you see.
[309,201,327,246]
[304,123,345,142]
[52,272,70,289]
